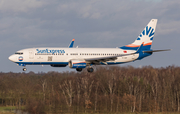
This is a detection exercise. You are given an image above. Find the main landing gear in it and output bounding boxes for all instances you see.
[76,68,83,72]
[76,67,94,73]
[87,67,94,73]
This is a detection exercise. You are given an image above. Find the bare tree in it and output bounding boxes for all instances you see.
[80,75,94,113]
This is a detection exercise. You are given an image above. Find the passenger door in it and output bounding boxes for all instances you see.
[29,50,34,59]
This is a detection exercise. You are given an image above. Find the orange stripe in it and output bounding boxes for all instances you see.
[126,42,152,47]
[72,39,75,41]
[125,44,140,47]
[73,62,86,64]
[144,42,152,46]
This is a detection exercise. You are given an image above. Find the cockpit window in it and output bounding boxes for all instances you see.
[15,52,23,55]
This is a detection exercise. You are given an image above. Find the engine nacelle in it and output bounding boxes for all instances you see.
[69,60,86,69]
[50,64,67,67]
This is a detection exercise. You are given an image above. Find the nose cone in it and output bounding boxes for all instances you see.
[9,55,16,62]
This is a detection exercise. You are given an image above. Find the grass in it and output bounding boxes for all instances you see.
[69,112,180,114]
[0,112,15,114]
[0,106,179,114]
[0,106,16,114]
[45,112,180,114]
[0,106,16,111]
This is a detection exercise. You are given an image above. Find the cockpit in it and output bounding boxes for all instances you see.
[15,52,23,55]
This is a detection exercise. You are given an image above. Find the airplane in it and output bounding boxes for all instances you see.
[9,19,170,72]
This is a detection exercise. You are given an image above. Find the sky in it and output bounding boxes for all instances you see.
[0,0,179,73]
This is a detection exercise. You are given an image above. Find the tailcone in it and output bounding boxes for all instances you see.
[137,52,152,60]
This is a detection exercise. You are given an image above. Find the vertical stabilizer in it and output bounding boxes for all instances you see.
[120,19,158,50]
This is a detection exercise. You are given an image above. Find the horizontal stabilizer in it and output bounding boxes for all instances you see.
[143,49,171,53]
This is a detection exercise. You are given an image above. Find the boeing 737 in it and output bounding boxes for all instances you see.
[9,19,170,72]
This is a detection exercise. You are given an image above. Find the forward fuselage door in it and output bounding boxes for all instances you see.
[29,50,34,59]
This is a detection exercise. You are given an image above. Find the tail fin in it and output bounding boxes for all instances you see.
[120,19,158,50]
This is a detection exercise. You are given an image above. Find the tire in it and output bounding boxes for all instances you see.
[87,68,93,73]
[76,68,83,72]
[23,68,27,71]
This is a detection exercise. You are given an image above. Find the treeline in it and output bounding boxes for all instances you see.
[0,65,180,114]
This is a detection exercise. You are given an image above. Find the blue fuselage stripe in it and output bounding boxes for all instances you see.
[120,45,151,50]
[15,62,69,65]
[16,62,127,65]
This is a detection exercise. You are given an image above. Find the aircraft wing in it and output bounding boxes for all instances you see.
[84,53,135,65]
[83,44,145,65]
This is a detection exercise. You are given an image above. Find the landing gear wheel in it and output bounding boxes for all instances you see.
[23,68,27,71]
[87,68,94,73]
[76,68,83,72]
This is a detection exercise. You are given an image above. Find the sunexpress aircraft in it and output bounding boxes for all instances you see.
[9,19,170,72]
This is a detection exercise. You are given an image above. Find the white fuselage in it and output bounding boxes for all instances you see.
[9,47,139,66]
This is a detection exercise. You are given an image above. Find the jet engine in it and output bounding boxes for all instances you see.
[69,60,86,68]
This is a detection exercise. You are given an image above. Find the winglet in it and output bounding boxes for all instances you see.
[69,39,75,48]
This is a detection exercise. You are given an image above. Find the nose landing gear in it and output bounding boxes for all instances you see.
[18,64,27,71]
[23,67,27,71]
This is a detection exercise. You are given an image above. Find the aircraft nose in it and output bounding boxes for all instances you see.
[8,55,16,62]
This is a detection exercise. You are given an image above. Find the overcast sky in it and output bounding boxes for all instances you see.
[0,0,179,73]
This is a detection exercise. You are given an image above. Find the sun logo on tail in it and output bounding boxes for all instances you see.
[137,26,155,41]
